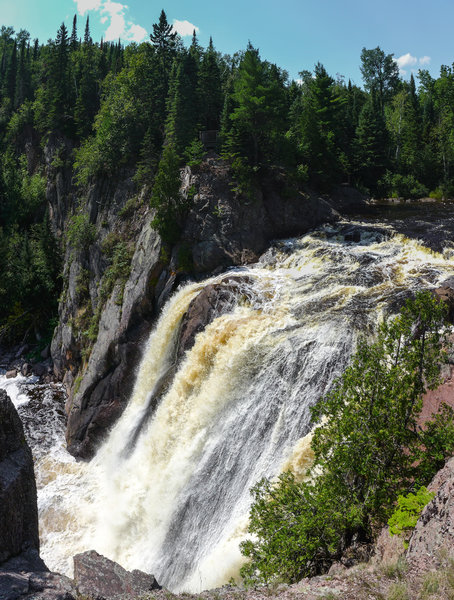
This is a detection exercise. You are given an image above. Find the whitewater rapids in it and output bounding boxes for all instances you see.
[7,221,454,592]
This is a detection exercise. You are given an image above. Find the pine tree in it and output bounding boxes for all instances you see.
[150,9,177,54]
[84,16,92,45]
[70,14,78,50]
[289,63,343,185]
[355,92,388,191]
[227,43,288,165]
[150,9,178,105]
[198,37,223,130]
[4,41,17,105]
[165,51,199,155]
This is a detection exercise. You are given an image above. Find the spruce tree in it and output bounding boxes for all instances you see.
[84,16,92,45]
[355,92,388,191]
[70,14,78,50]
[198,37,223,130]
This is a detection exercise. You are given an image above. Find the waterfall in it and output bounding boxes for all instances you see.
[31,222,454,591]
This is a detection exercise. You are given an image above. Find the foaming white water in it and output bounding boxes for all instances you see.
[26,223,454,591]
[0,373,38,407]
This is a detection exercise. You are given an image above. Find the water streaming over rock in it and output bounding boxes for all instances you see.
[4,219,454,592]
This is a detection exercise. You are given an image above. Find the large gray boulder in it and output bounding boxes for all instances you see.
[0,551,75,600]
[73,550,160,599]
[176,275,253,360]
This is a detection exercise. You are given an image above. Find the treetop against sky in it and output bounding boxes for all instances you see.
[0,0,451,84]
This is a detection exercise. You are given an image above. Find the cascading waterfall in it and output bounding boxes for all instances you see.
[14,221,454,592]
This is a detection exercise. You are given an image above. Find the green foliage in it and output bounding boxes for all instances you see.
[429,187,445,200]
[288,63,344,187]
[418,403,454,483]
[360,47,400,115]
[66,213,96,251]
[388,487,435,544]
[225,43,289,166]
[0,219,61,344]
[378,172,429,199]
[241,292,453,585]
[176,243,193,272]
[184,139,206,167]
[150,145,186,243]
[225,152,256,200]
[119,196,140,219]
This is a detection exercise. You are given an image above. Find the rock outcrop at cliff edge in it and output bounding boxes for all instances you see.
[407,456,454,570]
[0,389,39,563]
[53,154,342,459]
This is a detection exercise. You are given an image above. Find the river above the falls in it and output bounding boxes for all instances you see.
[3,204,454,592]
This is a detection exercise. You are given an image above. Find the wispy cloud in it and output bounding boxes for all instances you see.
[72,0,148,42]
[172,19,199,37]
[395,53,432,75]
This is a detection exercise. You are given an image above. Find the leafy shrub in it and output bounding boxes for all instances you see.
[388,487,435,546]
[225,152,256,201]
[66,214,96,251]
[6,101,34,142]
[378,172,429,199]
[119,196,140,219]
[184,139,206,168]
[429,187,444,201]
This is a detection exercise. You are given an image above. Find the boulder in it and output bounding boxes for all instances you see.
[0,550,76,600]
[0,389,39,563]
[73,550,160,599]
[20,364,32,377]
[5,370,17,379]
[407,456,454,570]
[176,275,252,359]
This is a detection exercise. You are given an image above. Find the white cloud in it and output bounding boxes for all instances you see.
[395,53,432,75]
[396,53,418,70]
[73,0,102,16]
[172,19,199,37]
[73,0,148,42]
[102,0,126,40]
[127,23,148,42]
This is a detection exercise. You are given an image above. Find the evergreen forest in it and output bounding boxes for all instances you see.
[1,10,454,342]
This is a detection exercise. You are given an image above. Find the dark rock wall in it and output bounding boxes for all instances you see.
[0,390,39,564]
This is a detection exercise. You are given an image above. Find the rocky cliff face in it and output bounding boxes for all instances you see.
[0,389,39,563]
[0,389,77,599]
[48,145,342,458]
[407,456,454,570]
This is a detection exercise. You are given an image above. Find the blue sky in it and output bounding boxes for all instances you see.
[0,0,451,86]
